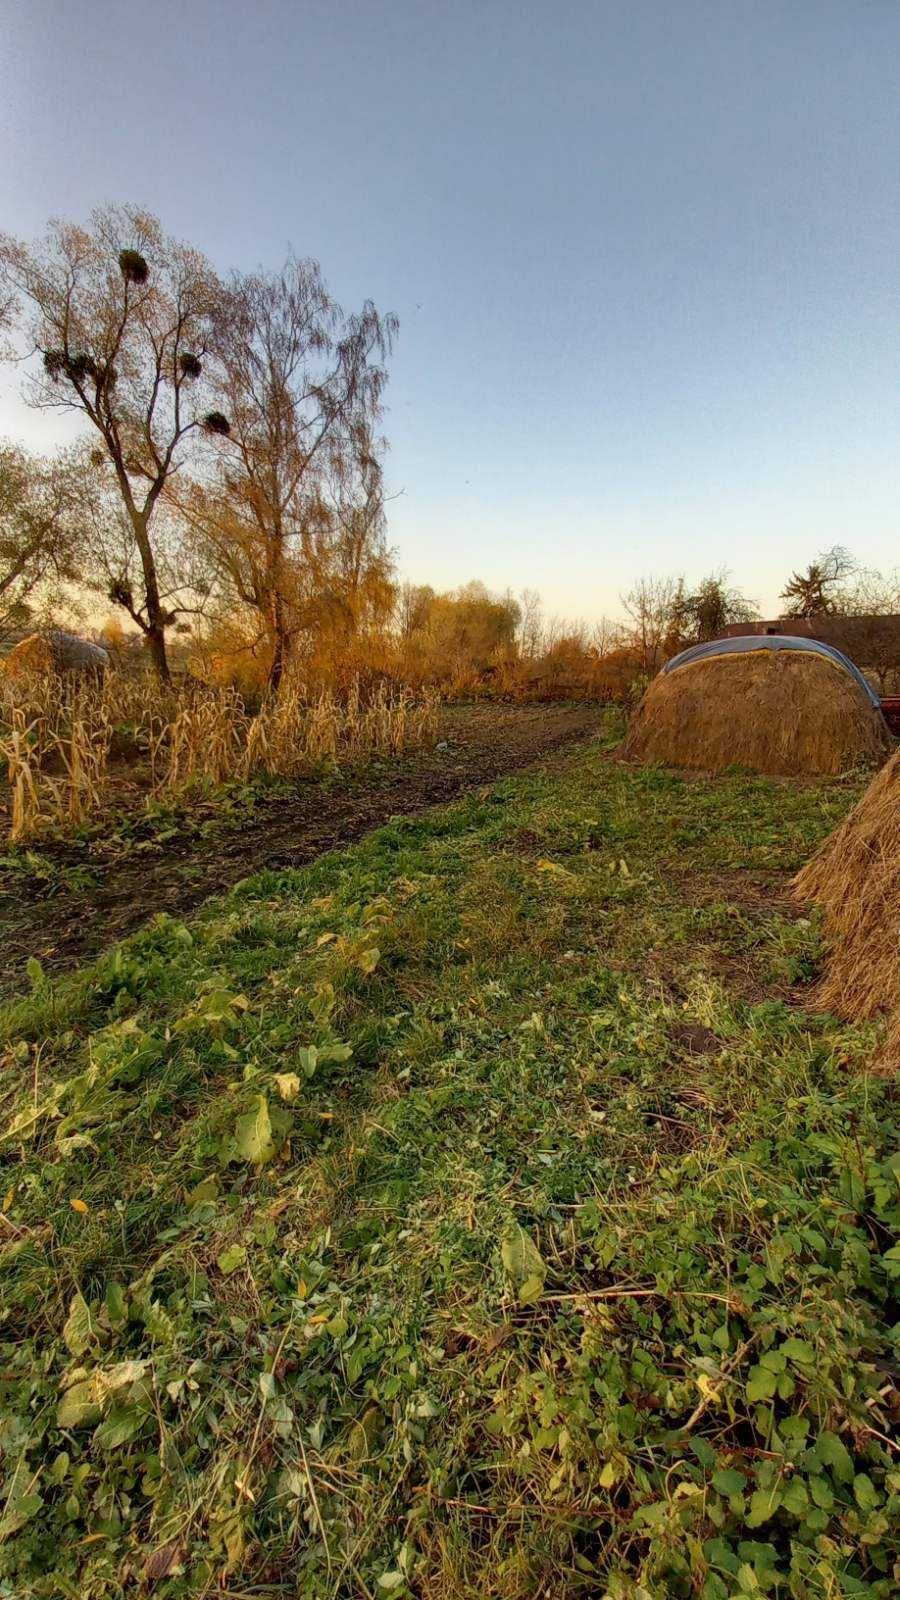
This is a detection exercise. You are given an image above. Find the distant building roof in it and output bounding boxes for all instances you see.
[718,614,900,644]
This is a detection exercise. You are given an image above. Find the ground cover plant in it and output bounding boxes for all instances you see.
[0,703,599,989]
[0,730,897,1597]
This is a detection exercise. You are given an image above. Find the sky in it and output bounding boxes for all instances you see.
[1,0,899,622]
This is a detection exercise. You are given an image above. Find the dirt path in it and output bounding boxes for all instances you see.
[0,703,602,991]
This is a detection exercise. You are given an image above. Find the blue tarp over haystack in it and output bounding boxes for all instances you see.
[661,634,881,709]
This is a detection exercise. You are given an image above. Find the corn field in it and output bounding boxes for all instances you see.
[0,670,438,843]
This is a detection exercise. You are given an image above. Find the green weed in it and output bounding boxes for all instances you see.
[0,747,896,1597]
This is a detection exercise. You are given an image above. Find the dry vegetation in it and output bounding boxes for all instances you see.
[794,746,900,1063]
[0,669,437,843]
[623,649,892,777]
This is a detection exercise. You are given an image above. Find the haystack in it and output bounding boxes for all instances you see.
[794,748,900,1064]
[4,630,109,680]
[3,634,54,679]
[622,643,890,776]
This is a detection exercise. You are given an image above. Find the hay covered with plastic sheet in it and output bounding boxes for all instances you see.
[622,649,891,776]
[3,631,109,679]
[795,747,900,1066]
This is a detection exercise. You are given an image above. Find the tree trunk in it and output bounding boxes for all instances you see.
[146,619,170,683]
[268,589,286,694]
[266,535,288,694]
[129,507,171,683]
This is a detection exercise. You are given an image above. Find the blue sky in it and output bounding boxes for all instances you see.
[2,0,899,619]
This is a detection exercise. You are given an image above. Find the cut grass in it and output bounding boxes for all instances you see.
[0,739,897,1598]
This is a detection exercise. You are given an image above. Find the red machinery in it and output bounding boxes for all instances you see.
[881,697,900,736]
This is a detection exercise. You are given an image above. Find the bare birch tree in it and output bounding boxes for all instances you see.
[197,257,397,690]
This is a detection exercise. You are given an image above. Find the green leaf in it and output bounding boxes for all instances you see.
[780,1337,816,1367]
[759,1350,786,1372]
[781,1477,808,1516]
[816,1429,854,1483]
[634,1500,667,1525]
[881,1244,900,1281]
[186,1177,219,1210]
[804,1505,830,1533]
[56,1132,98,1157]
[3,1081,66,1144]
[501,1224,547,1304]
[809,1474,833,1509]
[702,1578,729,1600]
[234,1095,275,1165]
[217,1243,247,1276]
[93,1405,145,1450]
[712,1468,746,1496]
[297,1046,319,1079]
[0,1456,42,1543]
[746,1487,780,1527]
[703,1536,739,1575]
[745,1364,777,1403]
[142,1300,176,1345]
[853,1472,878,1511]
[62,1291,96,1358]
[26,955,45,992]
[318,1041,353,1064]
[197,989,248,1024]
[56,1379,102,1431]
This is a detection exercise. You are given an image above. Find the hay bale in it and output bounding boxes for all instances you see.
[3,630,109,680]
[794,748,900,1063]
[621,649,891,776]
[3,635,55,679]
[47,630,109,675]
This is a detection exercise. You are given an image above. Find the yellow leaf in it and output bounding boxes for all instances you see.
[696,1374,721,1402]
[308,1312,330,1325]
[2,1185,14,1212]
[70,1198,90,1215]
[316,932,336,947]
[536,858,578,884]
[297,1279,308,1300]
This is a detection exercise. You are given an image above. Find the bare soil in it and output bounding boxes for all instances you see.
[0,703,602,991]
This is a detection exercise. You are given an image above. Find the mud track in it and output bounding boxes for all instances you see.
[0,703,602,992]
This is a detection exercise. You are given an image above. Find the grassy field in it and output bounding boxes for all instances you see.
[0,724,897,1598]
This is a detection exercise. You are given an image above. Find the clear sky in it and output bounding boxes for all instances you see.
[1,0,898,620]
